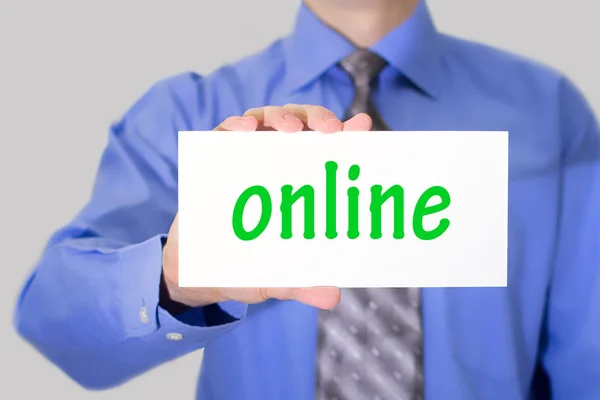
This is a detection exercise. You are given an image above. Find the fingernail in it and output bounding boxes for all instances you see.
[283,113,297,120]
[241,116,253,121]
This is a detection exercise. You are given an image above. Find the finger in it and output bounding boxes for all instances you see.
[342,113,373,131]
[242,108,270,131]
[302,105,343,133]
[217,286,340,309]
[214,116,259,132]
[282,104,309,130]
[261,287,340,309]
[283,104,344,133]
[294,287,341,309]
[264,106,305,132]
[217,287,300,305]
[245,106,304,133]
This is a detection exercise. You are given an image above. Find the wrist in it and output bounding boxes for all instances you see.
[159,273,193,316]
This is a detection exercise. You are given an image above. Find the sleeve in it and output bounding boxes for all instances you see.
[541,79,600,399]
[13,73,248,390]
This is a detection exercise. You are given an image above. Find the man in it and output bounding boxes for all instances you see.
[13,0,600,399]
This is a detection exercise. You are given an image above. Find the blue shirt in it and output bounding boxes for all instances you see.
[14,1,600,399]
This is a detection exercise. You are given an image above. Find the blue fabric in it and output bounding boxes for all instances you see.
[14,1,600,399]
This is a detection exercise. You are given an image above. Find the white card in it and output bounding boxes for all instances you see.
[177,130,508,288]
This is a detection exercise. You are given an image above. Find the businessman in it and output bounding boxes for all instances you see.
[14,0,600,399]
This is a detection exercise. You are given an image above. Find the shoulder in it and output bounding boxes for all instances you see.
[113,40,287,158]
[441,34,595,150]
[441,33,564,89]
[136,40,287,130]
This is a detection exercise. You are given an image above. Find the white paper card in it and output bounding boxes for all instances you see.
[178,130,508,288]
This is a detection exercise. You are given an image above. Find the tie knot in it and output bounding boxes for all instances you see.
[339,49,387,86]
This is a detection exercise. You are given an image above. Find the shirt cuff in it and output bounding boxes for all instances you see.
[118,234,247,339]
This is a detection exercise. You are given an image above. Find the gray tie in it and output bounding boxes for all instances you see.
[340,49,390,131]
[315,49,424,400]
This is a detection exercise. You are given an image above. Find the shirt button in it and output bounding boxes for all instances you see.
[139,306,149,324]
[166,332,184,341]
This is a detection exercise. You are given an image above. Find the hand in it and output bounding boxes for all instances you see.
[162,105,372,310]
[214,104,372,133]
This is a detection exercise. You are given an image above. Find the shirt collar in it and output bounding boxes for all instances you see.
[282,0,444,99]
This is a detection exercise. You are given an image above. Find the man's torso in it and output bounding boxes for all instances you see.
[140,7,588,399]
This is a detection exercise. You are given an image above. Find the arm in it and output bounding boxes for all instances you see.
[542,80,600,399]
[13,75,247,390]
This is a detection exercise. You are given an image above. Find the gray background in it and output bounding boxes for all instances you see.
[1,0,598,398]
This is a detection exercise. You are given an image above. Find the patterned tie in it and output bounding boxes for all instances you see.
[315,49,424,400]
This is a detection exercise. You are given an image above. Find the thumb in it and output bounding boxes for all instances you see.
[265,287,340,309]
